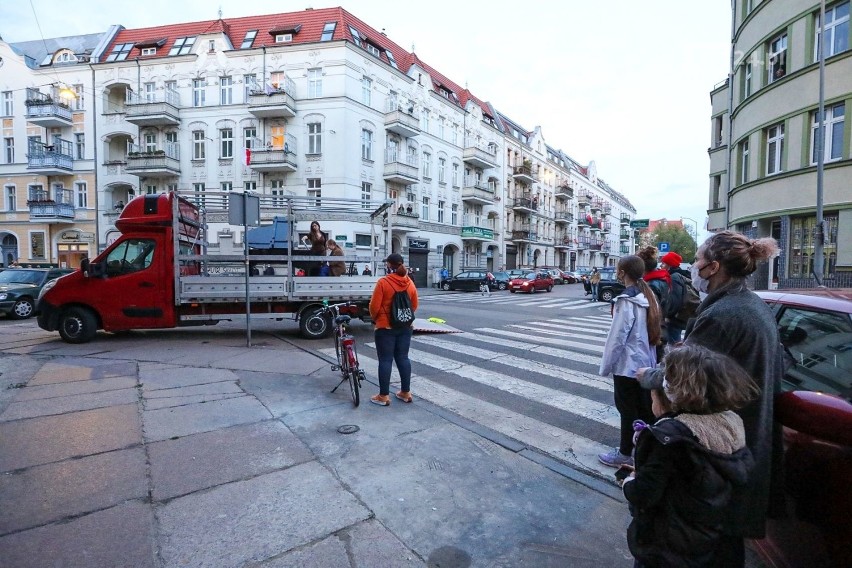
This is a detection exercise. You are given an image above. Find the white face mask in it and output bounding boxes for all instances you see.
[690,264,710,294]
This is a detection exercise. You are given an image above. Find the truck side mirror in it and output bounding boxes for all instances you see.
[87,260,105,278]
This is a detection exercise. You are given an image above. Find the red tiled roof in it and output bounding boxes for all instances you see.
[100,7,495,118]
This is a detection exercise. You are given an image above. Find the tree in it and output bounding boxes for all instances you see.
[641,223,697,263]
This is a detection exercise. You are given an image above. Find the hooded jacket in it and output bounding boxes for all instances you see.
[369,272,418,329]
[599,286,657,378]
[623,412,754,567]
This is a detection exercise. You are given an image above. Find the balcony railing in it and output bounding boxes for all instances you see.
[554,210,574,224]
[511,230,538,242]
[461,215,495,230]
[383,149,419,183]
[555,183,574,199]
[462,139,498,169]
[126,142,181,178]
[126,88,181,126]
[27,139,74,174]
[512,164,538,184]
[247,78,297,118]
[28,201,75,221]
[384,98,420,137]
[461,176,496,203]
[620,230,631,241]
[25,89,73,127]
[247,135,297,172]
[620,215,631,225]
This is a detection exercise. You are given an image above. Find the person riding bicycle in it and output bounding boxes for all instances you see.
[480,272,495,296]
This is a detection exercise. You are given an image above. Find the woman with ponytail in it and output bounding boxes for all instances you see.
[598,255,662,468]
[637,230,785,566]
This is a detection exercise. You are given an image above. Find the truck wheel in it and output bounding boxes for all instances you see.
[10,297,35,319]
[299,307,331,339]
[58,307,98,344]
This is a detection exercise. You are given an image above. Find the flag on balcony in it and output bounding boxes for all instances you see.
[244,148,251,166]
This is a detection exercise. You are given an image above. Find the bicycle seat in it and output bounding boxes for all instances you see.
[334,315,352,325]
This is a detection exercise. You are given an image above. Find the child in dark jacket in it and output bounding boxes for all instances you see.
[622,344,758,568]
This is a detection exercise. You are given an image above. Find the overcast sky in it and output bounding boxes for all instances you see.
[1,1,731,237]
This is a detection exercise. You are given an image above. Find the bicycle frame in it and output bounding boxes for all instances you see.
[324,302,363,406]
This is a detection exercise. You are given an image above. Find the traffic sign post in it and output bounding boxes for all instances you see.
[630,219,649,228]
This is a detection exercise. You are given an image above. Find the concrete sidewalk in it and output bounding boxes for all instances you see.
[0,326,632,567]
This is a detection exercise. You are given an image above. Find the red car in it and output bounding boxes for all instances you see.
[508,271,553,293]
[753,289,852,568]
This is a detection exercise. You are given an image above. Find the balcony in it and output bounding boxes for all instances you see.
[577,237,589,250]
[461,215,495,242]
[620,245,630,254]
[555,183,574,200]
[126,142,181,178]
[387,207,420,232]
[590,199,602,213]
[620,230,631,241]
[589,238,604,251]
[126,89,181,126]
[463,139,498,169]
[384,99,420,138]
[383,149,419,184]
[620,214,631,226]
[461,176,496,204]
[601,203,612,215]
[555,235,573,249]
[554,210,574,225]
[576,192,590,207]
[28,188,74,223]
[248,135,297,172]
[511,230,538,243]
[600,242,612,255]
[511,196,540,214]
[27,139,73,175]
[512,164,538,184]
[577,215,590,228]
[25,90,73,128]
[601,221,611,234]
[247,79,297,118]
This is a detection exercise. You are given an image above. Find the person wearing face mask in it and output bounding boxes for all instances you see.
[636,230,785,568]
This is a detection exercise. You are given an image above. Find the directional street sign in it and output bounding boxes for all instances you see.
[659,242,670,252]
[629,219,649,228]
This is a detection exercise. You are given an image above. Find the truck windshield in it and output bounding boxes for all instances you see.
[105,239,155,276]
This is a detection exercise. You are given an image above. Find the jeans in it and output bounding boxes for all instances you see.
[613,375,654,456]
[665,322,685,345]
[591,283,600,301]
[375,327,413,395]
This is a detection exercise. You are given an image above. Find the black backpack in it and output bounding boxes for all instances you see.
[388,282,415,328]
[667,272,700,324]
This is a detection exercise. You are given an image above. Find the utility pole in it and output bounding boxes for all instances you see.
[813,0,827,287]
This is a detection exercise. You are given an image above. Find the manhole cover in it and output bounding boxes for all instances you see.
[337,425,360,434]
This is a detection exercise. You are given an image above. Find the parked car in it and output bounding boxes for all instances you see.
[581,268,625,302]
[509,271,554,293]
[440,271,490,292]
[751,289,852,568]
[541,268,564,285]
[490,271,510,291]
[506,269,527,279]
[0,268,75,319]
[560,270,578,284]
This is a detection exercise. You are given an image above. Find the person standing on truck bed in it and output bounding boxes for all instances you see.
[301,221,327,276]
[327,240,346,276]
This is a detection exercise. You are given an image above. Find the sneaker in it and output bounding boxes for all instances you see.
[370,394,390,406]
[598,448,634,468]
[395,391,413,403]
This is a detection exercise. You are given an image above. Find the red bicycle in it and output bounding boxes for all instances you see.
[321,302,365,406]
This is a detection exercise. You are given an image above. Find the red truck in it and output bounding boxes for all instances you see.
[37,192,385,342]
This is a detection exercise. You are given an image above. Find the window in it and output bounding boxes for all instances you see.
[275,34,292,43]
[422,152,431,178]
[73,84,84,110]
[349,26,363,47]
[2,91,12,116]
[355,234,377,247]
[244,181,256,192]
[307,178,322,207]
[744,61,752,98]
[361,182,371,209]
[438,200,445,223]
[5,185,15,211]
[815,2,850,60]
[308,122,322,154]
[220,76,233,105]
[366,43,380,57]
[766,123,784,175]
[30,232,46,259]
[438,120,445,140]
[220,128,233,159]
[811,102,845,163]
[361,76,372,106]
[271,126,284,149]
[768,33,787,83]
[361,129,373,160]
[192,79,205,107]
[75,182,87,208]
[451,203,458,225]
[193,182,206,207]
[269,71,285,90]
[75,133,85,159]
[244,74,257,100]
[166,183,178,193]
[105,42,133,62]
[165,131,177,146]
[438,158,446,183]
[308,68,322,98]
[145,184,157,195]
[143,82,156,103]
[320,22,336,41]
[220,182,232,208]
[169,37,196,56]
[385,50,398,69]
[4,138,13,164]
[452,163,459,187]
[193,131,206,160]
[165,80,177,96]
[739,139,749,184]
[422,111,430,132]
[144,132,157,153]
[241,30,257,49]
[271,179,285,207]
[244,127,256,150]
[141,47,156,56]
[421,196,430,221]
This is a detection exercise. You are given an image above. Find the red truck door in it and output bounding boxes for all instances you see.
[92,237,174,330]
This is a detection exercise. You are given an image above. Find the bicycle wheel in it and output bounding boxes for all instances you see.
[344,344,360,406]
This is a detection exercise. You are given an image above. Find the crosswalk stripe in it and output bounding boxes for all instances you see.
[559,318,612,328]
[474,328,606,354]
[456,333,603,367]
[507,324,607,344]
[319,348,613,478]
[361,343,620,428]
[529,321,609,335]
[412,336,612,392]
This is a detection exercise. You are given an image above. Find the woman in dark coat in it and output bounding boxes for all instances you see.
[638,230,785,567]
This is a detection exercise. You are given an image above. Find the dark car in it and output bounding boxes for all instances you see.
[490,271,510,291]
[509,271,553,293]
[441,270,491,292]
[751,290,852,568]
[561,270,579,284]
[582,268,626,302]
[0,268,75,319]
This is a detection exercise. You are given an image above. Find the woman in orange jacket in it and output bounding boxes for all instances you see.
[368,253,419,406]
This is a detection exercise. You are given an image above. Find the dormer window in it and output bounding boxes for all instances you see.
[268,24,301,43]
[349,26,363,47]
[275,34,292,43]
[320,22,336,41]
[208,40,216,52]
[241,30,257,49]
[168,37,196,56]
[141,47,156,56]
[365,43,380,57]
[105,43,133,62]
[385,50,398,69]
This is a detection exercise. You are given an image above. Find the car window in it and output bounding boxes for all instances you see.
[0,269,44,285]
[105,238,156,276]
[777,306,852,399]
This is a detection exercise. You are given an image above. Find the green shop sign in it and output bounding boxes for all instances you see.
[461,227,494,239]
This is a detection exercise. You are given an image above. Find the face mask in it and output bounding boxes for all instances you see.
[690,264,710,294]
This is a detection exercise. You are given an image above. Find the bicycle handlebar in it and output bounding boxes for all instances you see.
[319,301,355,313]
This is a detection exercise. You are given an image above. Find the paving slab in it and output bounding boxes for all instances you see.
[144,380,245,399]
[157,461,370,568]
[148,420,314,501]
[11,375,138,401]
[0,447,148,535]
[0,355,44,416]
[27,359,137,386]
[145,392,246,410]
[142,394,272,442]
[0,387,139,421]
[0,403,142,472]
[139,363,239,390]
[238,370,365,418]
[0,500,156,568]
[208,347,329,375]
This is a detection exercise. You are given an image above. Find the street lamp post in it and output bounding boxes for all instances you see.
[681,217,699,244]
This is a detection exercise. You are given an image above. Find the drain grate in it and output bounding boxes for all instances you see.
[337,425,360,435]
